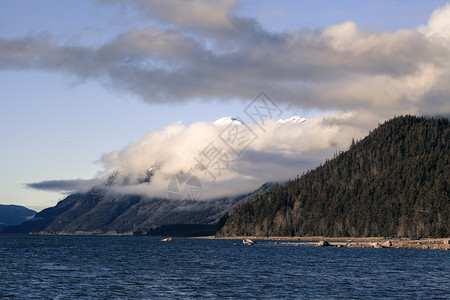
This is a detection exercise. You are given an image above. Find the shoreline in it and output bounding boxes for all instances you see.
[3,233,449,250]
[191,236,450,250]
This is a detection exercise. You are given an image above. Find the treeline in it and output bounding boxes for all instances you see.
[219,116,449,238]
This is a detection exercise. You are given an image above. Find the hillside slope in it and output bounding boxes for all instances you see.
[0,205,36,231]
[219,116,449,238]
[2,183,275,235]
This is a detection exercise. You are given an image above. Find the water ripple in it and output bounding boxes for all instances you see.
[1,235,449,299]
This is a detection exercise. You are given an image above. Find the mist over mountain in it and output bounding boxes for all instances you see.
[26,114,364,201]
[2,183,275,236]
[220,116,449,238]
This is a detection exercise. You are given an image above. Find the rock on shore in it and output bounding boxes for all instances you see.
[198,236,450,250]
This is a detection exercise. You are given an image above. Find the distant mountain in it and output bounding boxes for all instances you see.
[219,116,449,238]
[2,183,276,236]
[0,205,36,231]
[277,116,306,124]
[213,116,306,125]
[213,117,244,126]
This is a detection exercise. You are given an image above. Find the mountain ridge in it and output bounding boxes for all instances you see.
[2,183,276,236]
[0,205,36,231]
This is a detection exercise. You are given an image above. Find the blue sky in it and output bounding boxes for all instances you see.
[1,0,449,211]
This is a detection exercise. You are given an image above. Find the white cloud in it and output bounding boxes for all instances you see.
[419,3,450,40]
[96,113,367,199]
[28,112,369,199]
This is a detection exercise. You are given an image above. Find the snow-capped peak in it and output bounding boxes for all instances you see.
[213,117,243,126]
[277,116,306,124]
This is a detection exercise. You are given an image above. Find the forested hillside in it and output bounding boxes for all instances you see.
[219,116,449,238]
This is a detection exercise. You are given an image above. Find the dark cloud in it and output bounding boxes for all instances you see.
[26,179,102,193]
[0,1,449,117]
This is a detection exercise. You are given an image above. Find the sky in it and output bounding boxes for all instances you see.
[1,0,449,211]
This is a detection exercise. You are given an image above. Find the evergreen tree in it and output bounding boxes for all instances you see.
[219,116,450,238]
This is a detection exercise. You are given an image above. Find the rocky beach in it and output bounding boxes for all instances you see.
[195,236,450,250]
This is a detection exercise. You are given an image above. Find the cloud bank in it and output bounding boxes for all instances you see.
[1,1,450,118]
[26,178,102,194]
[28,112,369,199]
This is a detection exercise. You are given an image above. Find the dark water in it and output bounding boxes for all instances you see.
[1,236,449,299]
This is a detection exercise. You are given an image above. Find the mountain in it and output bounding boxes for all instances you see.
[213,117,244,126]
[219,116,449,238]
[0,205,36,231]
[277,116,306,124]
[213,116,306,125]
[2,183,276,236]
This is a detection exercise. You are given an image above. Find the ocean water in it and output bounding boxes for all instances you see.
[1,236,449,299]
